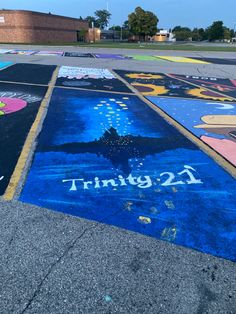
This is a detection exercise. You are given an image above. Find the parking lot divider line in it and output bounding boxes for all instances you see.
[54,84,134,95]
[0,80,48,87]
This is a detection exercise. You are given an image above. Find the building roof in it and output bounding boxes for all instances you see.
[0,9,85,22]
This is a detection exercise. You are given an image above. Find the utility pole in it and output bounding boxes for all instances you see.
[106,1,110,30]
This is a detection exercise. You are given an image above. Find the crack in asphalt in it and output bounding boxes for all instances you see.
[216,66,233,77]
[19,223,98,314]
[19,206,122,314]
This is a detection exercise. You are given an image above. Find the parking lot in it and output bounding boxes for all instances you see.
[0,45,235,314]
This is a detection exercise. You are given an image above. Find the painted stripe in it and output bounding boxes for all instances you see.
[3,67,59,201]
[0,80,48,87]
[55,84,134,95]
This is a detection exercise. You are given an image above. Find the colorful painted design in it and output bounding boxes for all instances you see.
[0,63,56,84]
[34,51,63,56]
[156,56,210,64]
[56,66,132,92]
[201,136,236,166]
[0,83,47,195]
[0,62,13,70]
[169,74,236,100]
[0,49,13,54]
[95,53,130,59]
[7,50,37,55]
[115,70,232,101]
[132,83,168,96]
[20,88,236,261]
[186,87,230,102]
[126,73,163,80]
[147,96,236,166]
[0,98,27,115]
[127,55,160,61]
[64,52,94,58]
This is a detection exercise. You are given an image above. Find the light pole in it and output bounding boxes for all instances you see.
[106,1,110,30]
[92,21,95,43]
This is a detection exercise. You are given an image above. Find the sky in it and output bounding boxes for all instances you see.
[1,0,236,30]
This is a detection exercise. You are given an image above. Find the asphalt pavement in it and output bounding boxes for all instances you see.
[0,45,235,314]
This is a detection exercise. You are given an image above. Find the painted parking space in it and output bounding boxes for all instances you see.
[56,66,132,93]
[156,56,210,64]
[0,49,13,54]
[169,74,236,99]
[34,51,64,56]
[7,50,37,55]
[148,97,236,167]
[0,82,48,195]
[19,87,236,261]
[0,62,235,262]
[125,55,160,61]
[0,63,56,84]
[64,52,94,58]
[115,70,233,101]
[94,53,131,59]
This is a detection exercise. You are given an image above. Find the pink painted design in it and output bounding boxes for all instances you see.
[201,135,236,166]
[231,79,236,87]
[0,97,27,115]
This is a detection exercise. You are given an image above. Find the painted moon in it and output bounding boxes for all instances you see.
[0,97,27,115]
[206,102,234,110]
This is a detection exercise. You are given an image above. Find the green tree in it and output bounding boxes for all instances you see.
[223,27,231,40]
[109,25,121,31]
[230,29,235,38]
[85,16,99,28]
[172,26,192,41]
[198,28,208,40]
[172,26,191,33]
[175,30,192,41]
[208,21,224,41]
[123,20,129,30]
[128,7,158,41]
[191,28,208,41]
[192,28,201,41]
[95,10,111,29]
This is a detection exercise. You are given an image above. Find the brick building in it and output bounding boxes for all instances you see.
[0,10,89,43]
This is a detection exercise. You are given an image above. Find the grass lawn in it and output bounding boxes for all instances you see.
[1,41,236,52]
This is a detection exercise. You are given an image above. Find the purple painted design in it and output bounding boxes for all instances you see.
[95,53,131,60]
